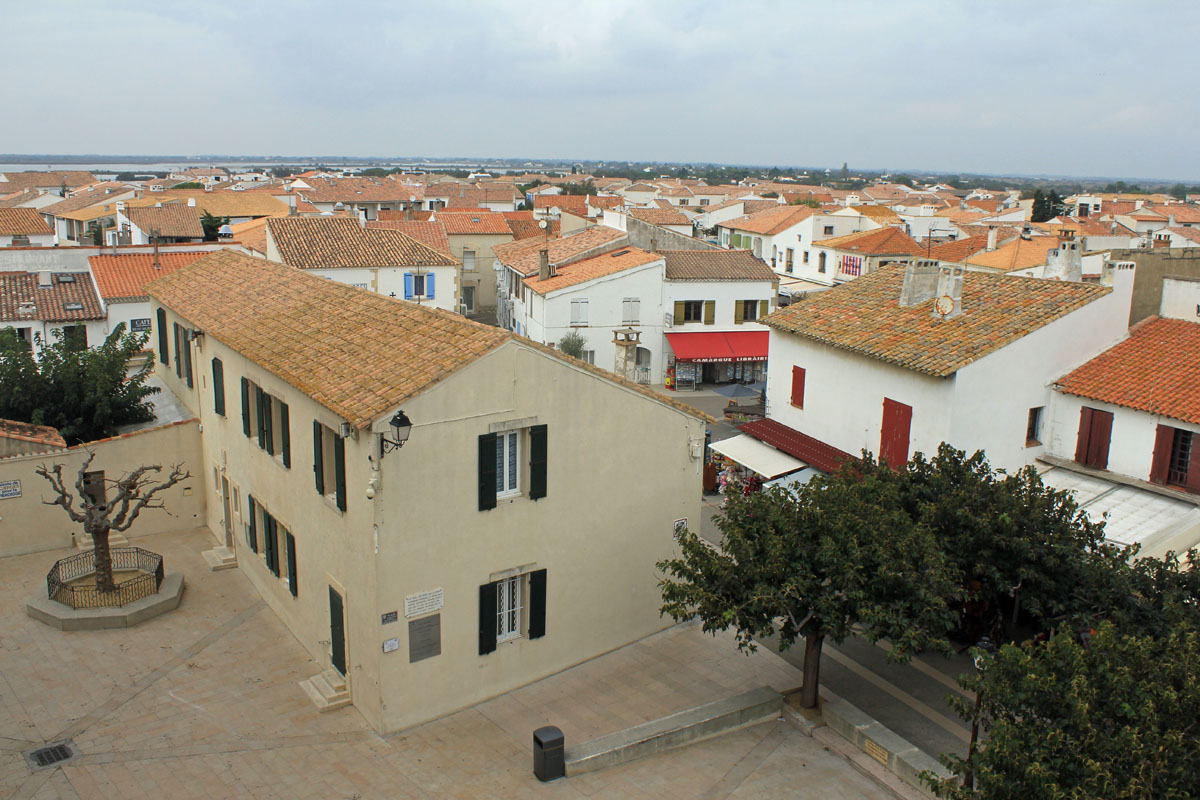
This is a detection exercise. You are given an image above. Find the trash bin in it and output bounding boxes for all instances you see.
[533,725,565,782]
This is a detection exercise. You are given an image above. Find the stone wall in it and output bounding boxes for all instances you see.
[624,216,717,252]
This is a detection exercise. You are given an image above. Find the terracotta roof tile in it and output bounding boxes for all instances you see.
[965,235,1059,271]
[1056,317,1200,425]
[722,205,814,236]
[763,265,1110,377]
[0,208,52,236]
[493,226,627,276]
[39,183,134,216]
[267,217,457,268]
[534,194,590,216]
[927,235,992,262]
[432,211,512,235]
[135,191,289,219]
[89,251,209,302]
[661,250,778,282]
[229,217,269,254]
[0,171,94,193]
[299,176,415,204]
[630,207,691,226]
[126,205,205,239]
[507,218,560,240]
[523,247,661,295]
[0,271,104,323]
[816,226,924,256]
[365,220,451,254]
[0,417,66,455]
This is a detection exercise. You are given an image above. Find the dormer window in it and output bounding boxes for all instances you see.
[64,302,83,312]
[56,274,76,284]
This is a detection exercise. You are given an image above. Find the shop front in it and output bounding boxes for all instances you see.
[664,331,769,391]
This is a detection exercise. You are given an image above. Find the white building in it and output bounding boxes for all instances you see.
[0,208,56,248]
[0,269,107,353]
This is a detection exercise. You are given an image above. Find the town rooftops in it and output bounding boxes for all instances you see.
[1055,316,1200,425]
[298,176,414,204]
[431,210,511,235]
[267,216,457,269]
[661,249,778,282]
[815,226,924,257]
[126,205,205,239]
[722,205,815,236]
[522,247,661,296]
[0,208,53,236]
[763,265,1110,378]
[630,207,691,226]
[0,171,95,193]
[0,418,67,459]
[365,220,451,254]
[39,183,134,216]
[964,235,1059,272]
[89,251,209,302]
[146,250,706,428]
[927,235,993,262]
[493,226,627,276]
[229,217,269,254]
[0,271,104,323]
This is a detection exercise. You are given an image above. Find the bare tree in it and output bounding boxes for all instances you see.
[37,452,189,592]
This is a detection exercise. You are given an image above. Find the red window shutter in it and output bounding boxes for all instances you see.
[791,366,806,408]
[1087,410,1113,470]
[1075,407,1094,464]
[1149,424,1174,484]
[880,398,912,469]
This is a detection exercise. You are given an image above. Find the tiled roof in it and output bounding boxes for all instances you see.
[534,194,590,216]
[0,189,45,208]
[299,176,414,204]
[0,417,67,456]
[0,208,52,236]
[1055,317,1200,425]
[815,226,924,256]
[630,207,691,226]
[851,204,904,224]
[229,217,269,254]
[1165,226,1200,245]
[89,251,209,302]
[146,251,508,428]
[365,220,451,254]
[0,171,94,193]
[661,250,778,282]
[126,205,205,239]
[927,235,992,262]
[267,217,457,269]
[762,265,1110,377]
[965,235,1059,272]
[506,219,560,240]
[493,226,627,276]
[738,418,853,474]
[432,211,511,235]
[0,271,104,323]
[723,205,815,236]
[39,183,134,216]
[522,247,661,296]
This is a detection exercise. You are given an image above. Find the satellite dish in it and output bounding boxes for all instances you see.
[538,219,548,230]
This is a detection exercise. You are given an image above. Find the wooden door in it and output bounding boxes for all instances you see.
[328,587,346,676]
[1074,407,1113,470]
[880,398,912,468]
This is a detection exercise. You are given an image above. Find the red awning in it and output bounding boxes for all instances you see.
[666,331,768,363]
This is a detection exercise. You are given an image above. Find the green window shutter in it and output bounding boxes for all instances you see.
[759,299,769,319]
[313,421,325,495]
[173,323,182,377]
[528,569,547,639]
[241,378,251,437]
[211,358,225,416]
[734,301,745,325]
[334,434,347,512]
[263,394,274,456]
[478,582,497,655]
[183,330,193,388]
[247,496,258,552]
[529,424,547,500]
[285,531,297,597]
[156,308,168,364]
[280,402,290,468]
[478,433,497,511]
[255,387,266,450]
[673,300,685,325]
[265,514,279,576]
[703,301,715,325]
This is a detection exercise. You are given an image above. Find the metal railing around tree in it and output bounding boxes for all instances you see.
[46,547,165,609]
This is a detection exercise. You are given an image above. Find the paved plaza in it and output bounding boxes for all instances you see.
[1,528,899,799]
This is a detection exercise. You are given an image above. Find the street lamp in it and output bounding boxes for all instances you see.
[379,410,413,457]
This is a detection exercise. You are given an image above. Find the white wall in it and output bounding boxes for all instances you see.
[304,266,459,312]
[1161,277,1200,320]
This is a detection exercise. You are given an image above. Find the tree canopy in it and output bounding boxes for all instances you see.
[200,210,231,241]
[0,324,158,444]
[557,330,587,359]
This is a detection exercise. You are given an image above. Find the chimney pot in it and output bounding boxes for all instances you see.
[538,249,550,282]
[187,197,196,207]
[932,265,964,319]
[986,225,998,252]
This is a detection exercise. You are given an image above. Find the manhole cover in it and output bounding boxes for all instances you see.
[25,741,75,770]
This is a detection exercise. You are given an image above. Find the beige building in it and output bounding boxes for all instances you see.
[146,251,706,734]
[429,211,514,316]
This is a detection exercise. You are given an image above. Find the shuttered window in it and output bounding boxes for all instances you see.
[246,495,258,552]
[241,378,251,437]
[480,425,549,508]
[1075,407,1113,470]
[791,367,806,408]
[279,402,291,468]
[173,322,182,377]
[703,300,715,325]
[156,308,168,364]
[285,531,298,597]
[479,568,547,656]
[182,330,193,389]
[529,425,547,500]
[478,433,497,511]
[333,435,346,512]
[211,358,225,416]
[263,513,279,577]
[313,420,325,495]
[478,582,497,655]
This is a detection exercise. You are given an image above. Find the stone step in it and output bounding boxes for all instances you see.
[299,669,350,712]
[201,546,237,571]
[564,686,782,776]
[75,533,129,551]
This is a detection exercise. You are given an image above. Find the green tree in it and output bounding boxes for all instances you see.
[0,324,159,444]
[659,462,959,708]
[1030,189,1050,222]
[560,180,597,196]
[929,621,1200,799]
[172,181,204,189]
[840,162,850,179]
[788,196,821,208]
[760,190,779,198]
[200,210,230,241]
[557,330,587,359]
[1168,183,1191,200]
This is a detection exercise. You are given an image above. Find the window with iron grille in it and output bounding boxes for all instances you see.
[1168,429,1193,487]
[496,575,524,642]
[496,431,520,498]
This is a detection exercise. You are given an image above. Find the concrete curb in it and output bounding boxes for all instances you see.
[25,572,185,630]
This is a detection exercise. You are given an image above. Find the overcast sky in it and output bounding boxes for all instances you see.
[4,1,1198,180]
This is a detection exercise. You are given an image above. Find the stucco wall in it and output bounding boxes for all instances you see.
[0,419,206,558]
[625,216,714,252]
[1108,248,1200,324]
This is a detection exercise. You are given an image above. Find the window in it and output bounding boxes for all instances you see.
[313,421,347,512]
[1152,424,1199,492]
[463,250,477,271]
[248,498,298,597]
[239,378,290,468]
[818,252,827,273]
[880,398,913,469]
[699,198,709,206]
[156,308,168,365]
[478,425,547,510]
[212,358,226,417]
[1026,407,1043,446]
[791,366,806,408]
[1167,429,1192,487]
[83,471,106,506]
[803,250,810,264]
[570,298,588,326]
[682,300,703,323]
[622,297,640,324]
[403,271,435,300]
[823,225,834,235]
[679,198,689,205]
[478,568,547,654]
[581,350,595,365]
[1074,406,1113,470]
[786,248,794,273]
[736,300,764,323]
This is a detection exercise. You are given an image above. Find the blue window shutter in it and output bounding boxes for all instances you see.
[426,273,435,299]
[403,272,414,300]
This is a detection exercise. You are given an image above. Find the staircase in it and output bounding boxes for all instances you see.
[299,669,351,712]
[201,545,237,571]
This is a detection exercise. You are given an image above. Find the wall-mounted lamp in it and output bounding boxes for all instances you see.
[379,410,412,457]
[188,329,204,341]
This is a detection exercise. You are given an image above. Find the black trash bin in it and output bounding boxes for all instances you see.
[533,725,565,782]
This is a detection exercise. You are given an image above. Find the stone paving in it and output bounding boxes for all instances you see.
[1,528,897,799]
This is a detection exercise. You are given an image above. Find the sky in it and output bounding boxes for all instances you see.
[4,0,1199,181]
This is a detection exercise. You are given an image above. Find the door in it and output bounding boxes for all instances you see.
[462,285,476,312]
[328,586,347,676]
[1075,407,1113,470]
[880,398,912,468]
[221,476,233,547]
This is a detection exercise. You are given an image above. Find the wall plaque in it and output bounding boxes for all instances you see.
[130,318,152,332]
[0,480,21,500]
[381,611,398,625]
[404,588,444,618]
[408,615,441,663]
[382,637,399,653]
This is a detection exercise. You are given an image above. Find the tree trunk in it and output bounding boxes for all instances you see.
[800,634,825,709]
[90,524,116,593]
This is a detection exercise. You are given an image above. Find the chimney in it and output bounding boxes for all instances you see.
[1168,213,1177,227]
[932,265,964,319]
[187,197,196,207]
[1044,230,1083,281]
[649,238,657,253]
[37,271,53,288]
[898,261,940,307]
[538,249,551,281]
[986,225,998,252]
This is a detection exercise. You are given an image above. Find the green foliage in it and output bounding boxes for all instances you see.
[557,330,587,359]
[1169,183,1194,200]
[1103,180,1147,195]
[760,190,779,198]
[788,196,821,208]
[1030,189,1064,223]
[86,220,109,246]
[172,181,204,189]
[929,621,1200,799]
[0,324,159,444]
[559,179,597,196]
[200,210,231,241]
